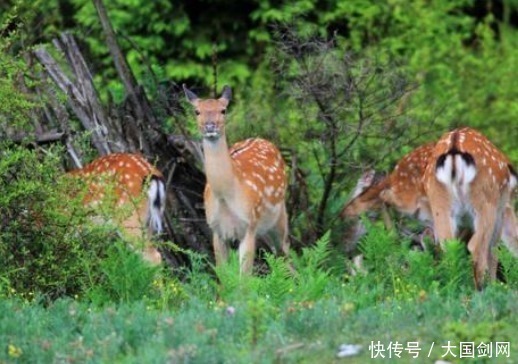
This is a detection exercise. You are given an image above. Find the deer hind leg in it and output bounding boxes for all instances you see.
[502,204,518,257]
[469,197,505,290]
[239,225,258,275]
[213,233,229,267]
[276,203,290,257]
[427,181,456,249]
[122,208,162,265]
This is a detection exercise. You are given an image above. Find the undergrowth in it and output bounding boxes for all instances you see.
[1,193,517,362]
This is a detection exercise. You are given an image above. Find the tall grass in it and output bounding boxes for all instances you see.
[1,219,517,363]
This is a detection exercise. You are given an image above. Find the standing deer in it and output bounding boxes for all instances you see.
[342,128,517,289]
[68,153,165,265]
[183,85,289,275]
[424,127,516,289]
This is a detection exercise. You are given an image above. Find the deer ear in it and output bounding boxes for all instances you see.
[183,84,198,104]
[220,85,232,103]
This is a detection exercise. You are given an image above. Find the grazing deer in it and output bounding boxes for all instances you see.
[68,153,166,265]
[342,128,517,289]
[183,85,289,275]
[341,142,435,225]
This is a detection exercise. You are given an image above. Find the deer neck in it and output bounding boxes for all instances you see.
[203,136,237,196]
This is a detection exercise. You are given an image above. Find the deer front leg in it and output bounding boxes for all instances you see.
[213,233,229,267]
[239,226,257,275]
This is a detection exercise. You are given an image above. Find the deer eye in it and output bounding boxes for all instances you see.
[221,109,226,115]
[195,110,200,116]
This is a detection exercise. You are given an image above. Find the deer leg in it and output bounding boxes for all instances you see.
[239,226,257,275]
[213,233,228,267]
[142,245,162,265]
[427,184,456,249]
[469,199,504,290]
[502,205,518,257]
[276,203,290,257]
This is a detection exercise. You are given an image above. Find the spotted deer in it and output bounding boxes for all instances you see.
[183,85,289,274]
[424,127,517,289]
[342,128,517,289]
[341,142,435,225]
[68,153,166,265]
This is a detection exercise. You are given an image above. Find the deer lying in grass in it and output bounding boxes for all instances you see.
[342,128,517,289]
[183,85,289,275]
[68,153,165,265]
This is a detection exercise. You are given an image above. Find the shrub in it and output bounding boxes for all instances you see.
[0,146,121,301]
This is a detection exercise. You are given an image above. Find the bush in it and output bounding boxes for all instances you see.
[0,146,117,301]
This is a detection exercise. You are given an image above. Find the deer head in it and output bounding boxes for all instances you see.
[183,84,232,141]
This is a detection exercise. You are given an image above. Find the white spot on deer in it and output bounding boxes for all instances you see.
[252,172,266,184]
[245,179,258,192]
[264,186,274,197]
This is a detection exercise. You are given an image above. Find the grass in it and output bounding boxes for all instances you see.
[1,224,517,363]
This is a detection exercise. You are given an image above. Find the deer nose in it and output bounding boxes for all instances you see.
[205,122,217,132]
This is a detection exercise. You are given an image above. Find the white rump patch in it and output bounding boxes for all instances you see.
[510,173,517,190]
[436,154,477,199]
[436,155,453,186]
[455,154,476,186]
[147,178,166,234]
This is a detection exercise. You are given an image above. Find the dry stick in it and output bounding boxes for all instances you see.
[33,47,110,155]
[54,33,117,153]
[9,131,65,145]
[92,0,160,155]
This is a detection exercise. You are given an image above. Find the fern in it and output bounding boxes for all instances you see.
[290,231,333,302]
[85,242,159,305]
[497,247,518,289]
[437,240,472,293]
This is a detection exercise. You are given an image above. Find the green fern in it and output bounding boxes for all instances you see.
[290,231,333,302]
[85,242,159,305]
[437,240,472,293]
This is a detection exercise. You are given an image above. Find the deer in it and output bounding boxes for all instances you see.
[182,84,289,275]
[342,128,517,289]
[424,127,517,289]
[67,153,166,265]
[341,142,435,226]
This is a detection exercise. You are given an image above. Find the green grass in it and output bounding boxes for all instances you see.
[1,224,517,363]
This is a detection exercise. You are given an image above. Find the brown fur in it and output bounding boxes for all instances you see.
[183,85,289,275]
[68,153,164,265]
